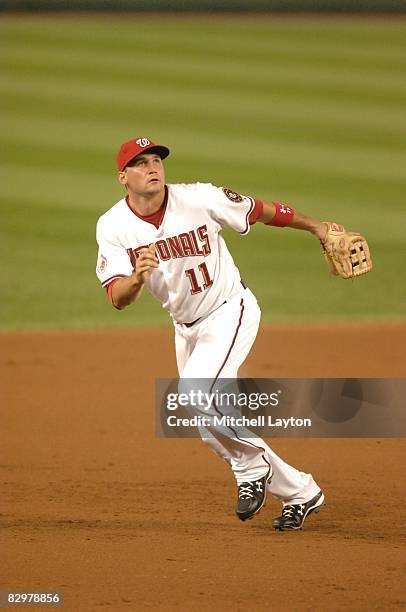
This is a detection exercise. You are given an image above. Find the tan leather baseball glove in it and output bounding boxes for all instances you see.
[320,222,372,279]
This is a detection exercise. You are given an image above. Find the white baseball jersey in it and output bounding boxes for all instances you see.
[96,182,262,324]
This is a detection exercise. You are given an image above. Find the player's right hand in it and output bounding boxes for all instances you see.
[134,244,159,284]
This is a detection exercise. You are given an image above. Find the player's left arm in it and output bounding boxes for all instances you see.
[258,200,327,240]
[257,199,372,278]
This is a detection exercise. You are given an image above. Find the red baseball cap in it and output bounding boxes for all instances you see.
[117,137,170,171]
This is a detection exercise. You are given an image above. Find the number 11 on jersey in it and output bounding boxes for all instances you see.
[185,262,213,295]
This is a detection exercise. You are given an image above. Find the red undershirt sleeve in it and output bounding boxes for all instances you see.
[248,199,264,225]
[105,277,123,308]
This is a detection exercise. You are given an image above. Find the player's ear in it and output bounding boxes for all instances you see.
[118,171,127,186]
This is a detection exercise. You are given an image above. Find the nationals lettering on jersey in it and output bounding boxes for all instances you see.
[96,182,262,324]
[127,225,211,265]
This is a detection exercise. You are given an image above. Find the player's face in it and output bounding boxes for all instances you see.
[118,153,165,196]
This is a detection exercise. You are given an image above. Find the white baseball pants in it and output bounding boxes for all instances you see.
[174,286,320,504]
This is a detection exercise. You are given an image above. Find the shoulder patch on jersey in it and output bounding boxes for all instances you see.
[222,187,244,203]
[97,254,107,274]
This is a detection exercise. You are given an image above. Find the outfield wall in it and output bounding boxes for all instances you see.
[1,0,406,12]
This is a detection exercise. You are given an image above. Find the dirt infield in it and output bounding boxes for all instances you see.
[1,323,405,611]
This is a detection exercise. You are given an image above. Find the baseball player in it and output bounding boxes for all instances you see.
[96,137,371,530]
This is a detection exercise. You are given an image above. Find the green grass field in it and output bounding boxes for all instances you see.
[1,14,405,329]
